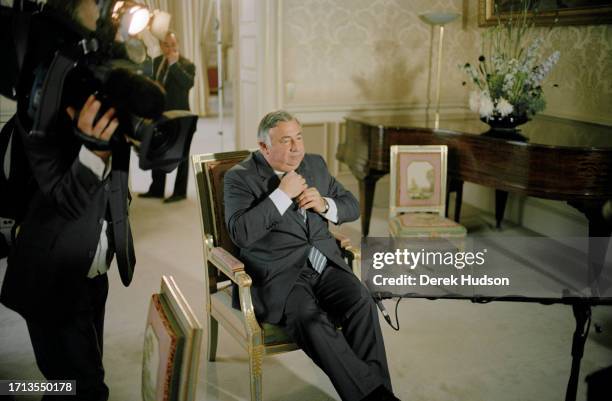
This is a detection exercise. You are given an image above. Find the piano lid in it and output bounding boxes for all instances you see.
[345,113,612,150]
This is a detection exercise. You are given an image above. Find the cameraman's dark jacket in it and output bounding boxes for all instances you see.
[0,10,135,322]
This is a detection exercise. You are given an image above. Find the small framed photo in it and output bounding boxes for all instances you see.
[390,145,448,216]
[142,276,203,401]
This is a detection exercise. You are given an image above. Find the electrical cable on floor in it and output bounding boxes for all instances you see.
[373,293,401,331]
[389,296,401,331]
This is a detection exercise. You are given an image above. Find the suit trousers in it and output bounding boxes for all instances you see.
[26,274,109,401]
[149,159,189,197]
[280,264,392,401]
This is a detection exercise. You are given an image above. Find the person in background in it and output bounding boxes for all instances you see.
[139,30,195,203]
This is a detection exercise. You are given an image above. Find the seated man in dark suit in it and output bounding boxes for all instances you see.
[140,31,195,203]
[224,110,400,401]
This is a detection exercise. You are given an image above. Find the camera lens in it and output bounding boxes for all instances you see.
[148,119,181,159]
[135,112,197,172]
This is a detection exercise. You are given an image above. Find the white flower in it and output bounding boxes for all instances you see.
[496,97,514,117]
[531,51,561,86]
[525,37,543,68]
[503,73,515,93]
[460,7,560,119]
[478,92,495,118]
[469,91,481,113]
[491,54,504,72]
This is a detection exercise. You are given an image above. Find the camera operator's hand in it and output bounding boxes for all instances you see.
[66,95,118,162]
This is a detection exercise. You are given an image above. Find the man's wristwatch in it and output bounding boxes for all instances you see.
[322,198,330,214]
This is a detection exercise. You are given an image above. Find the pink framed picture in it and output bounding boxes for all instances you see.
[397,152,442,207]
[390,145,448,216]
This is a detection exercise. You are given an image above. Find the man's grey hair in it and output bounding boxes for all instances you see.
[257,110,300,146]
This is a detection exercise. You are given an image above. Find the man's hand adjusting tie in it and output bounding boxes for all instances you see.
[279,171,307,198]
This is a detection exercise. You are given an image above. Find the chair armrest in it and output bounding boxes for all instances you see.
[331,230,361,258]
[209,247,252,288]
[330,230,362,279]
[208,247,262,344]
[331,230,351,249]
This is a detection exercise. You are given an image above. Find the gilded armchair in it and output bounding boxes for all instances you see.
[192,150,360,401]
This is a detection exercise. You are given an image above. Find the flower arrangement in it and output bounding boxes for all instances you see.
[461,1,560,121]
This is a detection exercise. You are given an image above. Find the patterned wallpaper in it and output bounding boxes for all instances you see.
[282,0,611,124]
[540,24,612,124]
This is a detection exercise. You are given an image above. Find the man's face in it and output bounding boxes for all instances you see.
[260,119,305,172]
[160,34,178,57]
[76,0,100,31]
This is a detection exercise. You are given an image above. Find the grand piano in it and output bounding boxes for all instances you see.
[337,114,612,238]
[338,113,612,401]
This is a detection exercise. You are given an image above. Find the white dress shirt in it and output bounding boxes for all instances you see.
[78,146,112,278]
[269,170,338,223]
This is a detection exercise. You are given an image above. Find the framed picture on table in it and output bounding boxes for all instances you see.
[390,145,448,217]
[142,275,203,401]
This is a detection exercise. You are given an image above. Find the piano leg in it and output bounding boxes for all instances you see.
[358,175,383,237]
[585,204,612,296]
[568,200,612,296]
[447,179,464,222]
[568,201,612,240]
[495,190,509,229]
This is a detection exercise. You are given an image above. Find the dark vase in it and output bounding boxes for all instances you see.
[481,114,529,141]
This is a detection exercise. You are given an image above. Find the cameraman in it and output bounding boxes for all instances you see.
[0,1,135,400]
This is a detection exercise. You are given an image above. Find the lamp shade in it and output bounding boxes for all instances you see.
[151,10,172,40]
[419,12,460,26]
[125,7,151,35]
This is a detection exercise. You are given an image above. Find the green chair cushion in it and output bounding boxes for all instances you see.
[390,213,467,238]
[212,286,293,346]
[261,323,292,345]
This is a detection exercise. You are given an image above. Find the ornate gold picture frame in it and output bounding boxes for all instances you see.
[142,276,202,401]
[478,0,612,26]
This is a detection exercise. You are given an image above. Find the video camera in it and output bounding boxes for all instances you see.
[3,0,197,173]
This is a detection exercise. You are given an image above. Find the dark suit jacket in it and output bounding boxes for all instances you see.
[224,151,360,323]
[0,112,135,323]
[153,55,195,111]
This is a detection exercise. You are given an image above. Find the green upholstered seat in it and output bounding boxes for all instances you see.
[389,213,467,238]
[211,287,293,346]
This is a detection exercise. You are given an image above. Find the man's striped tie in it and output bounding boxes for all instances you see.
[277,172,327,274]
[298,207,327,274]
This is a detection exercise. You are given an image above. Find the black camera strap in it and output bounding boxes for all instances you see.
[29,38,99,139]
